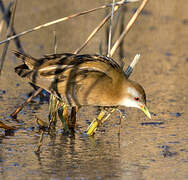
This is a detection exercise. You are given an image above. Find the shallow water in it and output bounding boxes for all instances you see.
[0,0,188,179]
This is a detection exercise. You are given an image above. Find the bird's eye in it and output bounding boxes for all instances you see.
[134,97,140,101]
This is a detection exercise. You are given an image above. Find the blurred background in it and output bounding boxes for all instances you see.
[0,0,187,179]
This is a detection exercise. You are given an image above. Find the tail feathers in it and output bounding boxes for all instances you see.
[12,50,38,70]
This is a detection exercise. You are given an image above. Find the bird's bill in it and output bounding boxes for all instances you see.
[140,105,151,119]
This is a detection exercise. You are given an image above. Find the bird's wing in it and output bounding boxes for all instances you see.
[14,52,124,104]
[37,54,123,81]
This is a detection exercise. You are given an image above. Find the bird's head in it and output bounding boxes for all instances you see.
[120,80,151,119]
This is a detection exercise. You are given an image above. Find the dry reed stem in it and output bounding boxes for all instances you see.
[0,19,4,34]
[130,54,140,68]
[0,120,15,130]
[10,88,43,119]
[0,0,17,74]
[75,1,139,54]
[0,1,24,51]
[0,2,12,36]
[110,0,149,56]
[74,5,119,54]
[0,1,13,35]
[0,0,138,46]
[53,31,57,54]
[124,54,140,77]
[107,0,115,57]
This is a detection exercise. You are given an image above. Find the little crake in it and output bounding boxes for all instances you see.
[13,51,151,118]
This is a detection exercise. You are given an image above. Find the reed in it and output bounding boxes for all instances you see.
[0,0,139,46]
[0,0,17,74]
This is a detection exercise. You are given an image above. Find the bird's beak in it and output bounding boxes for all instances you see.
[140,105,151,119]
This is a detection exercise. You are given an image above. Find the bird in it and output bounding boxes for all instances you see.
[13,51,151,120]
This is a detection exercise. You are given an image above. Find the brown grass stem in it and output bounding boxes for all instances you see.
[10,87,43,119]
[74,6,119,54]
[110,0,149,56]
[0,1,13,35]
[0,0,24,52]
[107,0,115,57]
[0,0,138,46]
[0,0,17,74]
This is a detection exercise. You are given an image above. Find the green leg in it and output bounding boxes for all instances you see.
[86,107,116,136]
[48,94,60,128]
[69,106,78,133]
[58,105,71,134]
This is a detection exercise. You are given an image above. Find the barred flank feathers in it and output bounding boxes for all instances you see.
[15,64,32,78]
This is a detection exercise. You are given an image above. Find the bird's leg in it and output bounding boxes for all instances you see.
[48,94,60,130]
[62,103,69,127]
[68,106,78,133]
[58,105,71,134]
[86,107,116,136]
[86,108,106,136]
[101,107,116,124]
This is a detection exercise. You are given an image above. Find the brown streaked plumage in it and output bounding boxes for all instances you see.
[13,51,151,118]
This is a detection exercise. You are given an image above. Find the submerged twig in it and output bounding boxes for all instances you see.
[10,88,43,119]
[34,130,45,154]
[0,0,17,74]
[116,109,126,137]
[110,0,149,56]
[36,116,49,130]
[0,120,15,130]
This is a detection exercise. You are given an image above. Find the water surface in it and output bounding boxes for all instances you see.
[0,0,188,179]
